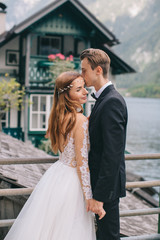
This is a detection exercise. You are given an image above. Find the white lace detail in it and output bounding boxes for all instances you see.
[59,119,92,200]
[59,135,76,167]
[79,121,92,199]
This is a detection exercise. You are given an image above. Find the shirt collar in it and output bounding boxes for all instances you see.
[95,81,112,98]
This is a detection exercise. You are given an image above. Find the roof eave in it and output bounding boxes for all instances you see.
[0,26,17,47]
[14,0,67,34]
[70,0,119,45]
[4,0,119,46]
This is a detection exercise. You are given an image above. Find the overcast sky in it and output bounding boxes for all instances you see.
[3,0,148,30]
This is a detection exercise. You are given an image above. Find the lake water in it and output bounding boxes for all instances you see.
[124,97,160,196]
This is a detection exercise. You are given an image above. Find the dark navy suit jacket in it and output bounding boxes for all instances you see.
[89,85,128,203]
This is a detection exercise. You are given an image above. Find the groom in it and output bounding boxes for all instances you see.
[80,48,128,240]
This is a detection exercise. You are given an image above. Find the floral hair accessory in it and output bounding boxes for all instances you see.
[58,84,73,94]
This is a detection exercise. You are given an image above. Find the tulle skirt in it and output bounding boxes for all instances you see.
[4,160,96,240]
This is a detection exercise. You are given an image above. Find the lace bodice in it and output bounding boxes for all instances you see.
[59,119,92,200]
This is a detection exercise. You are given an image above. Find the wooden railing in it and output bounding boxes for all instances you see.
[0,153,160,240]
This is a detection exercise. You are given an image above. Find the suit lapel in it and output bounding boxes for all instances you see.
[90,98,101,120]
[90,85,115,121]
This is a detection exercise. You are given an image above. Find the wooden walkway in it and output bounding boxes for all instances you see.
[0,132,160,239]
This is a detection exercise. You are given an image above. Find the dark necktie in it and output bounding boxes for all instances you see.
[91,92,98,100]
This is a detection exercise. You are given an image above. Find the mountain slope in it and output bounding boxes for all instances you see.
[110,0,160,89]
[83,0,160,89]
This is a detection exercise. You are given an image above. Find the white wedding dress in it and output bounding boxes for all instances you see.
[4,120,96,240]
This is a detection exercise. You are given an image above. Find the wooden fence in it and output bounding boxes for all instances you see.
[0,153,160,240]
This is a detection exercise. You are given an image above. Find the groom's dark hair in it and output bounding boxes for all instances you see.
[80,48,110,78]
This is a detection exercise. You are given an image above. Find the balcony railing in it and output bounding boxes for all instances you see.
[0,153,160,240]
[28,55,81,87]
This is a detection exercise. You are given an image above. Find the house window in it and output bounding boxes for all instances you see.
[39,36,61,55]
[30,95,53,131]
[0,110,8,128]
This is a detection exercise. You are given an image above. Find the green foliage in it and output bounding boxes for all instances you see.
[129,83,160,98]
[50,61,75,82]
[39,139,56,156]
[48,54,75,82]
[0,78,25,112]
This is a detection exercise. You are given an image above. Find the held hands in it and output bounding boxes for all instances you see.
[86,199,106,220]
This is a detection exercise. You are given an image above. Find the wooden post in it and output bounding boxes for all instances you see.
[24,34,31,141]
[8,107,10,127]
[158,192,160,233]
[17,35,23,128]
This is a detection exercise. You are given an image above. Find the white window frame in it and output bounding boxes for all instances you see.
[30,94,53,131]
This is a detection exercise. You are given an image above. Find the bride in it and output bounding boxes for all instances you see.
[4,71,105,240]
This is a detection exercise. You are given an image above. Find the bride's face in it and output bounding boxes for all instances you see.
[68,77,88,104]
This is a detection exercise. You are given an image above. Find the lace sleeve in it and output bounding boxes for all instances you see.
[75,118,92,200]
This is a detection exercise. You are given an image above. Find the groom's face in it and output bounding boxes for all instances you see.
[81,58,97,87]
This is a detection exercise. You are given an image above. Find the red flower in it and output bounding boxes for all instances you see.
[48,54,56,60]
[55,53,65,60]
[69,55,73,61]
[48,53,73,61]
[66,55,73,61]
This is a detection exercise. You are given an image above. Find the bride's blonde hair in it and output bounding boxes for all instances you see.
[46,71,83,153]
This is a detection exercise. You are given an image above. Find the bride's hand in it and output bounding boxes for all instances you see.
[86,198,106,220]
[98,208,106,220]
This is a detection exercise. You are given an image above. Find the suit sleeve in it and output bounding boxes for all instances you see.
[93,98,127,202]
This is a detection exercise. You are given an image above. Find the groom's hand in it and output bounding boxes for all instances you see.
[88,199,106,219]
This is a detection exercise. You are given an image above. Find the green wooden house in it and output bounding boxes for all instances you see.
[0,0,135,146]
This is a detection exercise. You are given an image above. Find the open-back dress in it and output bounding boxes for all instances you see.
[4,119,96,240]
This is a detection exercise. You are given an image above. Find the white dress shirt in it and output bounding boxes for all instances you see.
[95,81,112,99]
